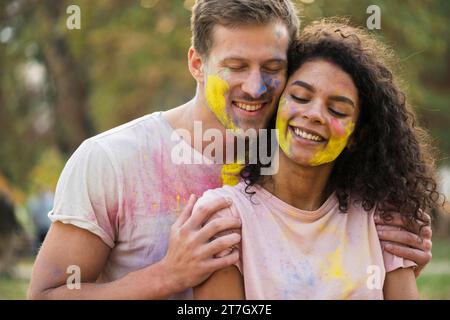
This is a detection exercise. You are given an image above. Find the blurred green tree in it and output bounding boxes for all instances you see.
[0,0,449,199]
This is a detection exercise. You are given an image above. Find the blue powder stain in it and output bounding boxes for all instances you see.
[257,83,267,95]
[273,79,281,89]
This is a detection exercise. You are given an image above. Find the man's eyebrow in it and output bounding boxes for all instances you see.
[221,57,286,64]
[291,80,315,92]
[264,58,287,64]
[221,57,247,62]
[329,95,355,108]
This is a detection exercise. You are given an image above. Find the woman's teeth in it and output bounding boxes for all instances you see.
[293,127,324,142]
[235,102,263,112]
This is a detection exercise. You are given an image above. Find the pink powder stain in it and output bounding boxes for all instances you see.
[330,118,346,137]
[152,149,222,214]
[107,201,119,230]
[87,211,97,222]
[119,144,223,225]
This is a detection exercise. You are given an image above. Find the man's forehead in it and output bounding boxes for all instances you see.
[208,22,290,61]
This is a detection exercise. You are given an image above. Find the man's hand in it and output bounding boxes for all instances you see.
[160,194,241,294]
[375,212,432,277]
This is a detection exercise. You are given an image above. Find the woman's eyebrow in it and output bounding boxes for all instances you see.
[291,80,315,92]
[329,95,355,108]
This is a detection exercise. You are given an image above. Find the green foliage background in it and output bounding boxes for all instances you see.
[0,0,449,300]
[0,0,449,199]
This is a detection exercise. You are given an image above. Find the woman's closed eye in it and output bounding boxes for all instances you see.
[291,94,310,103]
[328,107,348,117]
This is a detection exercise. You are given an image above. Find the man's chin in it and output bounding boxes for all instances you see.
[232,122,266,133]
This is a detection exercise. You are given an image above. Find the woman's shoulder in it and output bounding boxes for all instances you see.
[200,181,252,201]
[196,181,258,219]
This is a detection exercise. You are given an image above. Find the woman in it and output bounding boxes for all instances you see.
[193,19,441,299]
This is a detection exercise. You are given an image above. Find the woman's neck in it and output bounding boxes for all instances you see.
[264,150,335,211]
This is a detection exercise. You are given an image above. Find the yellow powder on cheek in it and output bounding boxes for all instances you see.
[309,122,355,166]
[275,97,291,156]
[205,75,236,130]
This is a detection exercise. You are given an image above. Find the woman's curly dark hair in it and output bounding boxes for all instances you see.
[241,18,443,228]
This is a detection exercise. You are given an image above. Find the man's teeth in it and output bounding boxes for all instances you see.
[235,102,263,112]
[293,127,323,142]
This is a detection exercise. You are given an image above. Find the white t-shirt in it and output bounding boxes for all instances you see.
[49,112,223,299]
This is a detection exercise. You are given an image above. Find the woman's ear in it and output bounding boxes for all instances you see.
[188,47,205,83]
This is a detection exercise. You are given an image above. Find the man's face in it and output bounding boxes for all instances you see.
[202,21,289,132]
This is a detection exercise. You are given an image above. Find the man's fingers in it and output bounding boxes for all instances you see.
[173,194,197,228]
[202,233,241,258]
[377,229,423,249]
[374,212,430,234]
[383,243,432,267]
[186,197,232,229]
[420,225,432,240]
[207,249,240,273]
[199,217,241,242]
[374,212,404,227]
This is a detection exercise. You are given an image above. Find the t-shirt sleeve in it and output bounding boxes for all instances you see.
[48,139,120,248]
[193,189,242,273]
[383,250,417,273]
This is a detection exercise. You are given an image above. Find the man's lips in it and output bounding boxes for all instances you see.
[232,101,268,113]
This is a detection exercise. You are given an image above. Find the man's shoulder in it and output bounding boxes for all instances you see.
[91,112,168,144]
[70,111,173,170]
[88,111,173,155]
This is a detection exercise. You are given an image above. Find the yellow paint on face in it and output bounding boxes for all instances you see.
[221,163,244,186]
[275,96,291,156]
[205,75,236,131]
[309,122,355,166]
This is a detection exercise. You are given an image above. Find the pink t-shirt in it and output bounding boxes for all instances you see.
[49,112,223,299]
[197,182,416,299]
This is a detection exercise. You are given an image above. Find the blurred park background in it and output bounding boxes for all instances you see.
[0,0,449,299]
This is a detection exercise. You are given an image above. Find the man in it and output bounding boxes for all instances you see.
[28,0,432,299]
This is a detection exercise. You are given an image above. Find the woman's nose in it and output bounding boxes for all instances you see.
[300,100,326,124]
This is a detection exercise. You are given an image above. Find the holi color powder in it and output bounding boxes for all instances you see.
[221,163,244,186]
[275,97,291,156]
[205,75,236,130]
[309,122,355,166]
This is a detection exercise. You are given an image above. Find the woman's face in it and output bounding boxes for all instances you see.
[276,58,360,166]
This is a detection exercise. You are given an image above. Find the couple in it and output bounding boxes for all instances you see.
[28,0,436,299]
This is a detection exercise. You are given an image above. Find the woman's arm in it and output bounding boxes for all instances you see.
[383,267,419,299]
[194,265,245,299]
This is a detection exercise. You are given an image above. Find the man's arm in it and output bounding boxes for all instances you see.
[194,265,245,300]
[28,195,241,299]
[375,213,432,277]
[383,267,419,299]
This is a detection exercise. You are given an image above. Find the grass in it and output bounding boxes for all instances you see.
[0,275,29,300]
[417,237,450,300]
[1,238,449,300]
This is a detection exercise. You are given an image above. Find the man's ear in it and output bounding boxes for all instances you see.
[188,47,206,83]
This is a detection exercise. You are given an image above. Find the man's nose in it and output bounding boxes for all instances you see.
[241,71,267,99]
